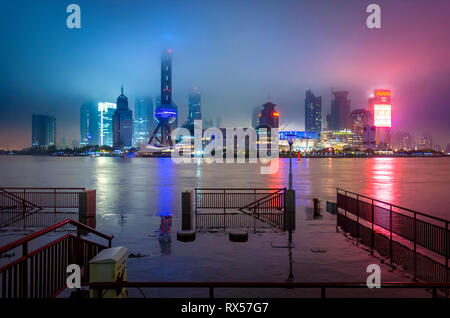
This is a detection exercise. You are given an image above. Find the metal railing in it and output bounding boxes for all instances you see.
[0,188,43,227]
[0,188,86,228]
[336,188,449,291]
[194,188,286,230]
[88,281,450,298]
[0,218,113,298]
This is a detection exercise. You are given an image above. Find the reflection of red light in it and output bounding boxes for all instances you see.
[272,112,279,117]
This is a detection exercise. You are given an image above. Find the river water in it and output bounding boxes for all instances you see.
[0,156,449,297]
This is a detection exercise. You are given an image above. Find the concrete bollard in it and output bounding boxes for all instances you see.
[229,231,248,242]
[181,191,194,231]
[285,189,296,231]
[177,230,196,242]
[313,198,321,218]
[78,189,97,234]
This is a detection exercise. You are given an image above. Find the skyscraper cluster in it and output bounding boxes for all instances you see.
[32,114,56,147]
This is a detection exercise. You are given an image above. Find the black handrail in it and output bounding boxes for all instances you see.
[88,281,450,298]
[240,188,285,210]
[336,188,449,224]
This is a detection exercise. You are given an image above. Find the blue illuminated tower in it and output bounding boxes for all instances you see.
[149,49,178,146]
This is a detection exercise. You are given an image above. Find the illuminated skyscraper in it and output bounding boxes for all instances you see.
[113,86,133,148]
[32,114,56,147]
[186,87,202,125]
[252,105,262,128]
[133,97,154,145]
[327,91,352,130]
[80,102,99,146]
[350,109,372,137]
[150,49,178,146]
[391,131,413,150]
[416,132,432,150]
[98,102,116,147]
[305,90,322,133]
[258,100,279,129]
[369,89,392,150]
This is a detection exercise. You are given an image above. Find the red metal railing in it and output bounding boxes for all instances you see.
[0,219,113,298]
[336,188,449,292]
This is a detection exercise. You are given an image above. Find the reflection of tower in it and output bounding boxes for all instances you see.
[149,49,178,146]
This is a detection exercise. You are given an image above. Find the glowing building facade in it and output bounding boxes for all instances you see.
[32,114,56,147]
[98,102,116,147]
[279,131,320,152]
[369,89,392,150]
[187,87,202,125]
[80,102,100,146]
[113,87,133,148]
[320,130,361,150]
[258,100,279,129]
[327,91,352,131]
[305,90,322,133]
[350,109,372,137]
[133,97,154,146]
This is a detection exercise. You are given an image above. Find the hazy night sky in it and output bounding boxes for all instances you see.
[0,0,449,149]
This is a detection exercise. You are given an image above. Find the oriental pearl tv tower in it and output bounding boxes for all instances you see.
[149,49,178,146]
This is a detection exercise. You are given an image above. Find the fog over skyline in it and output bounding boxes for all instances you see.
[0,0,449,149]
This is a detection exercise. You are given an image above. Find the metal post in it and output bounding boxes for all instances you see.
[253,206,256,234]
[336,188,339,233]
[389,205,393,264]
[446,221,448,286]
[223,190,226,231]
[195,189,198,216]
[22,198,26,230]
[22,242,28,298]
[356,195,359,245]
[54,188,56,214]
[289,143,293,190]
[413,212,417,281]
[371,199,374,255]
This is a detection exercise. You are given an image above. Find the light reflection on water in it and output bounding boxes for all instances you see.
[367,158,396,203]
[0,156,449,291]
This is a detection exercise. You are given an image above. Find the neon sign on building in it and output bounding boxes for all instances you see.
[374,104,391,127]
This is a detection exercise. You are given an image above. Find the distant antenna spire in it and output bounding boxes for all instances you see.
[121,85,124,95]
[267,92,272,102]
